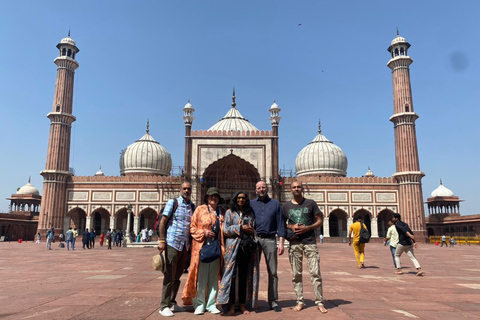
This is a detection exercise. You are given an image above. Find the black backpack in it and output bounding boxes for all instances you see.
[359,222,371,243]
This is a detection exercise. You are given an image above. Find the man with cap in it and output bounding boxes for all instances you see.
[250,180,286,312]
[158,182,196,317]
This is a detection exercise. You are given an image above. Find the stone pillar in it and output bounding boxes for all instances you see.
[323,216,330,237]
[85,216,92,232]
[347,217,353,236]
[109,216,116,230]
[133,216,140,236]
[371,217,379,238]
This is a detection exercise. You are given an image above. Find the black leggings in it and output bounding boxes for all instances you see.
[229,246,251,305]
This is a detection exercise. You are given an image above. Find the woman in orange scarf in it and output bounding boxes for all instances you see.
[182,187,224,315]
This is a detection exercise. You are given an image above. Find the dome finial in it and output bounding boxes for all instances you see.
[231,87,236,108]
[396,27,399,36]
[28,176,31,183]
[68,29,71,37]
[440,178,443,185]
[146,119,150,133]
[318,119,322,134]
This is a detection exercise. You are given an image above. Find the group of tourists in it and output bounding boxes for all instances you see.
[157,180,328,317]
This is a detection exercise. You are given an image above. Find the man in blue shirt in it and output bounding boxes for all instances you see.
[157,182,195,317]
[250,180,286,312]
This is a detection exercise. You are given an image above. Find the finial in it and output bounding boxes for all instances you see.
[318,119,322,134]
[231,87,236,108]
[188,99,190,103]
[368,166,371,170]
[440,178,443,185]
[396,27,399,36]
[146,119,150,133]
[68,29,71,37]
[28,176,31,183]
[99,165,102,170]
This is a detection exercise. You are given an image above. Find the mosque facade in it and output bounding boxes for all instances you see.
[34,33,430,242]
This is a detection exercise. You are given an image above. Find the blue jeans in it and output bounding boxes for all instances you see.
[66,240,73,250]
[389,245,396,268]
[72,238,76,250]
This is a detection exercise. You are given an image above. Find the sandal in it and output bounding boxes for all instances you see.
[395,270,403,275]
[416,270,424,276]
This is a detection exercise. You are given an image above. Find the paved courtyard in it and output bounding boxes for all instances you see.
[0,241,479,320]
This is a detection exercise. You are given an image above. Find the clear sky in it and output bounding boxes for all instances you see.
[0,1,478,215]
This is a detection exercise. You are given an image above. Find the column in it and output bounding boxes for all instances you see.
[346,217,353,236]
[133,216,140,237]
[371,217,379,238]
[109,216,115,230]
[323,215,330,237]
[85,216,92,232]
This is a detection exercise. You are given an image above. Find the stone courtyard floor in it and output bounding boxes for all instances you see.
[0,241,479,320]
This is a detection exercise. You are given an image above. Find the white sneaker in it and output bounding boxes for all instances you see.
[169,304,185,312]
[194,305,205,315]
[208,306,221,314]
[159,307,174,317]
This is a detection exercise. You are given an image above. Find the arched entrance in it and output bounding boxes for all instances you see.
[92,208,110,235]
[377,209,394,237]
[354,209,372,234]
[139,208,157,231]
[116,208,133,234]
[329,209,348,237]
[202,154,260,207]
[68,208,87,234]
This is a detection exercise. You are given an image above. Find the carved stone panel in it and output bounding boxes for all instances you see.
[92,192,112,201]
[68,191,88,201]
[116,192,135,201]
[328,193,348,202]
[376,193,396,203]
[140,192,159,201]
[352,193,372,202]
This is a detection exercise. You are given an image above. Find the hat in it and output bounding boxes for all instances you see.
[152,251,167,273]
[204,187,222,203]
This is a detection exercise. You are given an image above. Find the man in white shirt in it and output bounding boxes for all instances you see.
[384,220,398,269]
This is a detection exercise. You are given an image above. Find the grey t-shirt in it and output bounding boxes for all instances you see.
[282,198,321,244]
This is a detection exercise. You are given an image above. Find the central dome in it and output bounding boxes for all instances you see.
[17,180,40,196]
[295,125,348,177]
[120,129,172,176]
[209,107,258,131]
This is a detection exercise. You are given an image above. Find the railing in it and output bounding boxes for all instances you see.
[429,236,480,245]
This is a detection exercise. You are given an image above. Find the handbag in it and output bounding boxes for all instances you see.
[200,219,221,263]
[286,228,300,242]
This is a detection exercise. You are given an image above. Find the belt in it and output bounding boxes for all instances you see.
[257,233,276,239]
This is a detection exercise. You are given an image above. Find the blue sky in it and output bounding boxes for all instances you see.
[0,1,478,215]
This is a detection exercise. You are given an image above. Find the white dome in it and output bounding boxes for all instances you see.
[95,167,104,176]
[120,131,172,176]
[17,181,40,196]
[209,107,258,131]
[431,181,454,197]
[390,35,407,46]
[365,167,374,177]
[295,129,348,177]
[60,36,76,46]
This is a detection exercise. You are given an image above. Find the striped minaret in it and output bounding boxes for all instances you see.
[387,32,427,239]
[37,33,79,237]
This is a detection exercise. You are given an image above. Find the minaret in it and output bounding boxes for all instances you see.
[37,33,79,236]
[387,32,427,238]
[269,100,281,198]
[183,99,195,180]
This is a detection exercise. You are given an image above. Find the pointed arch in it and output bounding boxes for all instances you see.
[353,209,372,234]
[202,154,260,205]
[377,209,394,237]
[329,209,348,238]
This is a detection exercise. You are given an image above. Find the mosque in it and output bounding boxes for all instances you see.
[3,32,477,242]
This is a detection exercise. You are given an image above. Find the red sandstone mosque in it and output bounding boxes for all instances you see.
[2,32,478,242]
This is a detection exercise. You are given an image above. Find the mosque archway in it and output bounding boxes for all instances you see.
[93,208,110,234]
[329,209,348,238]
[116,208,133,234]
[139,208,157,231]
[377,209,394,237]
[68,208,87,234]
[202,154,260,207]
[354,209,372,234]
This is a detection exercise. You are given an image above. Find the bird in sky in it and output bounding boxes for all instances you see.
[298,23,302,26]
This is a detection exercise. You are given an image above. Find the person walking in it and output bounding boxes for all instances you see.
[82,228,90,249]
[250,180,286,313]
[46,227,55,250]
[348,216,367,268]
[283,181,327,314]
[441,234,448,247]
[90,229,96,249]
[157,182,196,317]
[384,220,398,269]
[106,229,113,249]
[35,232,41,244]
[218,191,260,315]
[392,213,423,276]
[72,228,77,249]
[182,187,224,316]
[65,227,74,250]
